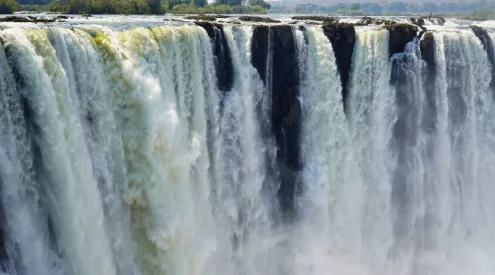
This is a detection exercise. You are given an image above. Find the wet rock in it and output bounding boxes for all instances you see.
[195,21,220,37]
[386,24,418,57]
[195,22,234,93]
[270,25,301,220]
[409,17,427,26]
[238,16,280,23]
[0,16,32,23]
[251,25,269,85]
[470,25,495,91]
[0,16,58,23]
[165,18,188,23]
[419,31,437,134]
[417,17,425,26]
[185,15,217,21]
[358,16,395,25]
[291,15,338,22]
[322,22,356,111]
[420,15,445,26]
[34,17,56,23]
[419,32,435,82]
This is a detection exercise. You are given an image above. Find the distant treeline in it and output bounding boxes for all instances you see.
[465,6,495,20]
[0,0,20,13]
[0,0,270,14]
[271,1,493,16]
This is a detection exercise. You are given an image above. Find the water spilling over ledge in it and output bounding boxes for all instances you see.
[0,14,495,275]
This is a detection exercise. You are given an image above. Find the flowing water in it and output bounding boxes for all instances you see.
[0,18,494,275]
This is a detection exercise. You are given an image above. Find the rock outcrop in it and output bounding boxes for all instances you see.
[291,16,338,22]
[238,16,280,23]
[470,25,495,91]
[419,32,437,134]
[185,15,217,21]
[251,25,302,220]
[251,26,270,85]
[270,25,301,221]
[322,22,356,111]
[411,15,445,26]
[386,24,418,57]
[195,22,234,93]
[358,16,395,25]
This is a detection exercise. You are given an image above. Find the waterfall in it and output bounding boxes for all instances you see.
[0,19,494,275]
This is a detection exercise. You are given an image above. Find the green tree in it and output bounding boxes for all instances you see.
[228,0,243,6]
[249,0,269,10]
[165,0,188,10]
[215,0,228,6]
[148,0,161,14]
[0,0,19,13]
[193,0,207,8]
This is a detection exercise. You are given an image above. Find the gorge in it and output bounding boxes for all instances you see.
[0,15,494,275]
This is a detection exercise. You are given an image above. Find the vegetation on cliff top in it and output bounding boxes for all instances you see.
[0,0,20,13]
[5,0,269,14]
[272,1,494,17]
[462,7,495,20]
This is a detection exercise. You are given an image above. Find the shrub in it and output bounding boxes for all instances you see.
[171,3,196,14]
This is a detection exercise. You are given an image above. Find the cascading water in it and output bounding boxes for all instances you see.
[0,17,495,275]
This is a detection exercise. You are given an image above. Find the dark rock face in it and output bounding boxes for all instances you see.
[322,22,356,111]
[386,24,418,57]
[251,26,270,85]
[470,25,495,91]
[419,32,437,134]
[419,32,435,72]
[409,17,425,26]
[195,22,234,93]
[269,26,301,221]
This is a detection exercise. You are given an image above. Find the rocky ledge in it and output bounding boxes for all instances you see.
[238,16,281,23]
[321,20,418,109]
[291,15,338,22]
[0,16,70,23]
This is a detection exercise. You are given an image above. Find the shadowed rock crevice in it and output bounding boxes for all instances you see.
[470,25,495,91]
[268,25,301,221]
[419,32,437,135]
[195,22,234,93]
[322,22,356,112]
[386,24,418,57]
[251,26,270,85]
